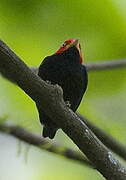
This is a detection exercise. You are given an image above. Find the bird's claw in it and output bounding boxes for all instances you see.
[65,101,71,108]
[46,80,52,84]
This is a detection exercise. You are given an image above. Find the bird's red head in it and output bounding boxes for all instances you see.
[55,39,83,64]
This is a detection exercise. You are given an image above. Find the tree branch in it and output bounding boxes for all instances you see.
[0,40,126,180]
[30,59,126,76]
[77,113,126,160]
[86,59,126,71]
[0,123,92,167]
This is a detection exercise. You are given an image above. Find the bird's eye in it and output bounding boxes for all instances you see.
[62,41,70,47]
[61,42,67,47]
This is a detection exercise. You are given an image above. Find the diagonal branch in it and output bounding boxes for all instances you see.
[0,123,92,167]
[77,113,126,160]
[0,40,126,180]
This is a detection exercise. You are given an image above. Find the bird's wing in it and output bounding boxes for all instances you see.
[59,66,88,111]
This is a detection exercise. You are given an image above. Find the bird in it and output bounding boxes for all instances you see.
[36,39,88,139]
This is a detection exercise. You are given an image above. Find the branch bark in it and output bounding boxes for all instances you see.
[0,40,126,180]
[77,113,126,160]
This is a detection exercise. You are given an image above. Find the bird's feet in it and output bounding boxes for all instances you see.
[65,101,71,108]
[46,80,52,84]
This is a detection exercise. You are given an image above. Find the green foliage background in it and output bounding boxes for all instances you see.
[0,0,126,179]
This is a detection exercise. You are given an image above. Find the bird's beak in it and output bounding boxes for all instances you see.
[71,39,79,46]
[72,39,83,63]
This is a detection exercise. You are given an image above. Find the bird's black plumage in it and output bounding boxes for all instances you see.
[37,46,88,139]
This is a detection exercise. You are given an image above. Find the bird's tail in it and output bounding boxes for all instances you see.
[43,126,57,139]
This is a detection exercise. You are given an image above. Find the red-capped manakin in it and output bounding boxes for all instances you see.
[36,39,88,139]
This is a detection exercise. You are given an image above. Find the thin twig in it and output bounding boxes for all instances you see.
[86,59,126,71]
[0,123,92,167]
[30,59,126,76]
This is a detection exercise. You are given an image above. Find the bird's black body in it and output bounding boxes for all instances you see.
[37,46,88,139]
